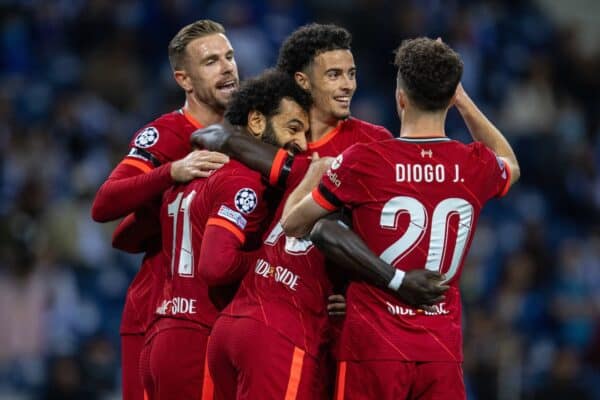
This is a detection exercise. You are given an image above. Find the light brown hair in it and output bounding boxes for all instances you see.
[168,20,225,70]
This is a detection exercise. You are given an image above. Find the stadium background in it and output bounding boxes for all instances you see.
[0,0,599,399]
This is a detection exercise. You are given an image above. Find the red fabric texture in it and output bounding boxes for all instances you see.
[121,334,145,400]
[140,320,211,400]
[91,162,172,222]
[208,315,322,400]
[338,359,465,400]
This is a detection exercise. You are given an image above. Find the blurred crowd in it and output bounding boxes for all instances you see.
[0,0,598,399]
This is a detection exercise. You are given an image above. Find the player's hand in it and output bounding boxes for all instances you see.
[452,82,468,108]
[170,149,229,182]
[327,294,346,317]
[305,152,334,184]
[395,270,449,307]
[190,123,241,151]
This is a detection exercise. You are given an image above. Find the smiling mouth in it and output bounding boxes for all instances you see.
[216,80,238,93]
[334,96,351,107]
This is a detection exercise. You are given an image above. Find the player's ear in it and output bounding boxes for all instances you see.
[294,71,311,91]
[397,88,407,110]
[247,110,266,139]
[174,70,193,92]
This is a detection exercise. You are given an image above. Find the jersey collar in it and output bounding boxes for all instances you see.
[181,108,204,129]
[396,136,451,143]
[308,120,344,151]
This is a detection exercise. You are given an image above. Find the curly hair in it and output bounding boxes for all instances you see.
[394,38,463,111]
[225,69,312,126]
[276,23,352,75]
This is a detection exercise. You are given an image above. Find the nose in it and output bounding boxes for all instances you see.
[221,56,236,75]
[294,135,308,153]
[340,73,355,93]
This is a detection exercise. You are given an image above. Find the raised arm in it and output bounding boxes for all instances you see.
[310,219,448,306]
[454,83,520,185]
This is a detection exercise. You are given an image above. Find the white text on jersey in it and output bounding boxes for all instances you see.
[395,163,462,183]
[386,301,449,316]
[255,258,300,291]
[155,297,197,316]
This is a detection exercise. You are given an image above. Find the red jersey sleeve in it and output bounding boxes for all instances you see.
[470,142,512,200]
[91,161,173,222]
[91,117,193,222]
[127,121,190,165]
[198,172,269,286]
[371,124,394,141]
[312,144,369,211]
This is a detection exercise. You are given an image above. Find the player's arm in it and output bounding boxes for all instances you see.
[454,83,520,186]
[198,224,252,286]
[279,153,333,238]
[91,149,228,222]
[310,219,448,306]
[198,177,267,286]
[280,184,333,238]
[191,124,278,178]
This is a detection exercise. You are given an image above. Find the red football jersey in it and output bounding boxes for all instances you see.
[155,160,271,328]
[313,137,511,362]
[222,118,393,357]
[120,108,202,334]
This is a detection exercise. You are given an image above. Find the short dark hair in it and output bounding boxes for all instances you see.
[225,69,312,126]
[168,20,225,70]
[276,23,352,75]
[394,38,463,111]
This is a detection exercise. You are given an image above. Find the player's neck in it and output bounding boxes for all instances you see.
[399,111,447,138]
[184,96,225,127]
[308,108,340,142]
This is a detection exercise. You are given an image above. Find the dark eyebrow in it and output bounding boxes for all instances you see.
[288,119,306,128]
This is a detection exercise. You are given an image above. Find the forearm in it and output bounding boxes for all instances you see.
[91,163,172,222]
[455,89,520,182]
[310,219,395,288]
[281,156,333,221]
[199,225,250,286]
[192,125,278,177]
[222,134,278,177]
[281,176,322,222]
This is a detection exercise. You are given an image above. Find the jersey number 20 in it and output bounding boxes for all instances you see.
[380,196,474,283]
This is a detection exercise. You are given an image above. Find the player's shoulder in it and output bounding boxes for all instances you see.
[130,110,187,147]
[463,140,498,162]
[336,140,382,167]
[147,110,191,133]
[210,160,263,186]
[343,117,393,140]
[346,136,393,154]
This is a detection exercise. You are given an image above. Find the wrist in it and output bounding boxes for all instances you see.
[387,269,405,291]
[168,161,179,181]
